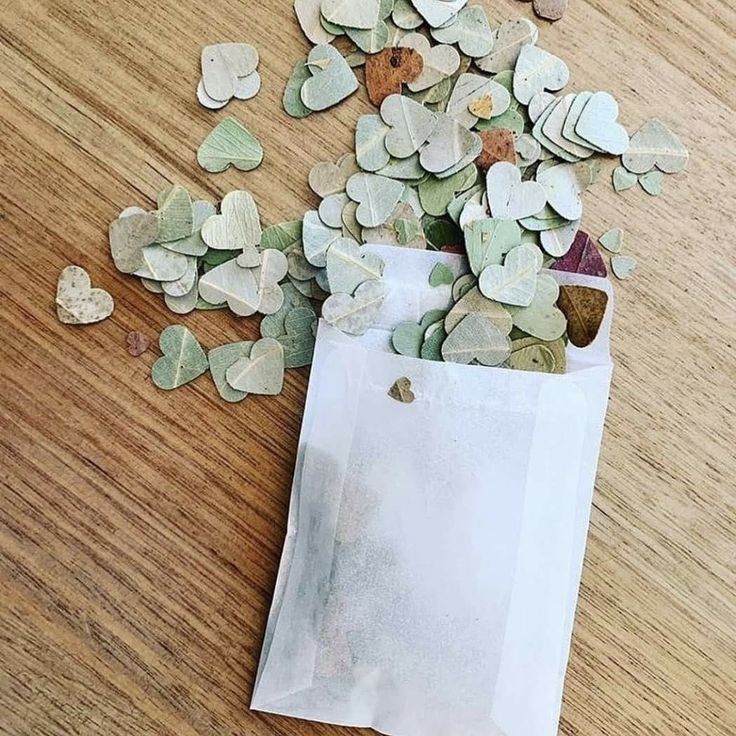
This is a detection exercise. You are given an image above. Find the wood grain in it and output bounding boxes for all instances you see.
[1,1,734,734]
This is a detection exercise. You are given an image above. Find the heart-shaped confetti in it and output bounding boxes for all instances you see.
[56,265,114,325]
[198,258,260,316]
[420,113,480,174]
[476,18,539,73]
[550,230,607,277]
[442,313,512,366]
[303,210,342,266]
[507,336,566,374]
[465,217,521,275]
[355,114,391,172]
[410,0,468,29]
[613,166,638,192]
[201,190,261,265]
[381,94,439,158]
[507,273,566,341]
[639,170,665,196]
[365,47,424,106]
[388,376,416,403]
[346,173,405,227]
[127,331,150,357]
[486,161,547,220]
[283,59,313,118]
[250,249,290,314]
[157,186,193,243]
[574,92,630,156]
[430,6,493,58]
[399,33,461,92]
[134,245,189,282]
[479,243,543,307]
[226,337,285,395]
[109,209,159,274]
[557,285,608,348]
[295,0,335,45]
[428,262,454,287]
[151,325,209,390]
[201,43,258,101]
[533,0,568,22]
[208,341,254,402]
[536,163,584,221]
[321,278,386,335]
[513,44,569,105]
[276,306,317,368]
[392,320,425,357]
[197,117,264,173]
[321,0,380,29]
[444,286,513,333]
[446,73,511,129]
[325,238,385,294]
[301,44,359,111]
[598,228,624,253]
[611,254,637,280]
[622,118,689,174]
[476,129,517,172]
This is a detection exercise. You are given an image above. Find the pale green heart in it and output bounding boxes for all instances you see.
[197,117,263,173]
[407,75,453,106]
[200,43,258,101]
[303,210,341,266]
[319,193,350,229]
[248,249,290,314]
[161,256,198,297]
[376,153,425,181]
[261,220,303,250]
[260,283,313,338]
[226,338,285,395]
[392,0,423,29]
[133,244,189,281]
[356,114,391,172]
[277,307,317,368]
[598,228,624,253]
[421,322,447,361]
[56,265,114,325]
[446,181,483,222]
[445,286,513,333]
[208,341,254,402]
[540,219,579,258]
[639,170,665,196]
[325,238,385,294]
[321,0,380,29]
[419,113,480,174]
[442,313,512,366]
[395,216,423,246]
[198,258,260,316]
[451,274,478,303]
[536,163,583,221]
[283,59,313,118]
[109,209,159,273]
[436,134,483,180]
[301,44,359,111]
[341,200,363,242]
[392,321,425,357]
[346,173,404,228]
[380,94,439,158]
[519,206,569,232]
[321,278,386,335]
[141,277,164,294]
[399,32,460,91]
[513,44,569,106]
[418,163,477,216]
[479,243,543,307]
[156,185,193,243]
[421,309,448,329]
[516,134,543,168]
[345,19,389,54]
[430,6,493,58]
[410,0,467,28]
[201,191,261,266]
[161,200,215,256]
[622,118,689,174]
[164,277,199,315]
[475,107,525,136]
[532,95,590,163]
[507,340,558,374]
[320,12,344,36]
[465,218,522,276]
[506,274,566,341]
[151,325,209,390]
[487,162,547,220]
[294,0,336,45]
[445,73,511,128]
[476,18,539,73]
[613,166,638,193]
[428,262,454,287]
[574,92,629,156]
[362,202,426,248]
[611,255,637,280]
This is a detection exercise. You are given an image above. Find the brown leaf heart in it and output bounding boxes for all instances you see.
[366,48,423,106]
[557,285,608,348]
[476,129,517,173]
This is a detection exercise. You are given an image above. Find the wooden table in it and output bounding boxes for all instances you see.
[1,0,734,733]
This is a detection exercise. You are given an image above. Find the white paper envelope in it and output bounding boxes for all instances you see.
[252,245,614,736]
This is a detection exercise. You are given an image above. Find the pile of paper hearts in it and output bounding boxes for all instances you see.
[197,43,261,109]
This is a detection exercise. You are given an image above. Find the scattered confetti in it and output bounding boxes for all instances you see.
[611,255,637,280]
[599,228,624,254]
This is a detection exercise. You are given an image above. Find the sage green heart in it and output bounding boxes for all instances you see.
[613,166,637,193]
[301,44,359,111]
[321,278,386,335]
[208,341,254,402]
[441,313,512,366]
[445,286,513,334]
[622,118,689,174]
[465,218,521,276]
[260,283,313,338]
[355,114,391,172]
[197,116,264,173]
[506,274,567,341]
[133,244,189,282]
[277,306,317,368]
[325,238,385,294]
[161,200,215,256]
[346,173,404,228]
[479,243,543,307]
[109,208,159,273]
[380,94,439,158]
[156,185,193,243]
[421,322,447,361]
[303,210,342,266]
[283,59,313,118]
[418,164,477,217]
[611,255,637,280]
[392,321,425,357]
[428,262,454,287]
[639,171,665,196]
[200,190,261,265]
[151,325,209,390]
[430,6,493,58]
[226,338,285,395]
[261,220,303,250]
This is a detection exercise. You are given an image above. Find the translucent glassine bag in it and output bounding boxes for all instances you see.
[252,245,614,736]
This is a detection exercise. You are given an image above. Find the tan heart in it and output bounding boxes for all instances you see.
[56,266,115,325]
